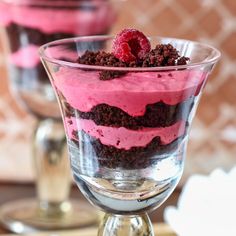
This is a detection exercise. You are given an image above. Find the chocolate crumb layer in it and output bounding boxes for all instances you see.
[63,96,194,129]
[142,44,189,67]
[6,23,76,53]
[77,44,190,80]
[77,51,132,80]
[77,51,126,67]
[69,131,184,169]
[99,70,127,80]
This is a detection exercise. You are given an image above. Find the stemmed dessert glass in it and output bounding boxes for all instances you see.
[40,36,220,236]
[0,0,122,233]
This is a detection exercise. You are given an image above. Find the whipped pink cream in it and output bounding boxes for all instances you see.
[0,2,11,26]
[0,2,115,35]
[9,45,40,68]
[54,68,207,116]
[65,117,186,150]
[10,45,79,68]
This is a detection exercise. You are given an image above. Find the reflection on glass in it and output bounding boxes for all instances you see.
[0,0,121,233]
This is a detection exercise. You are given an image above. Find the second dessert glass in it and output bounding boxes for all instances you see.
[0,0,121,233]
[40,36,220,235]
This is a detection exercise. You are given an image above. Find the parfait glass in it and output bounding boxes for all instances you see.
[0,0,122,233]
[39,36,220,236]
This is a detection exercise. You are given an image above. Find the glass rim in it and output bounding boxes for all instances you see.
[0,0,124,7]
[39,35,221,72]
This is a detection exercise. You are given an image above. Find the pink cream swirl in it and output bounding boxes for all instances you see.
[9,45,40,68]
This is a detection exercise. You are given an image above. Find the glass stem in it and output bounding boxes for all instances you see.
[32,118,71,217]
[98,213,154,236]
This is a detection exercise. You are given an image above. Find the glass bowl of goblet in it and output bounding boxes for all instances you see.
[39,35,220,236]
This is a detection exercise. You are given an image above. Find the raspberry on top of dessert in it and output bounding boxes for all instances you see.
[77,28,190,81]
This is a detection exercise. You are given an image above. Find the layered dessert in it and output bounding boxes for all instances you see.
[51,29,207,169]
[0,0,116,118]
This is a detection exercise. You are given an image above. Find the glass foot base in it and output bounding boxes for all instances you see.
[0,198,98,233]
[98,213,154,236]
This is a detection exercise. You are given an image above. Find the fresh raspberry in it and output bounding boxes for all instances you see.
[112,29,151,62]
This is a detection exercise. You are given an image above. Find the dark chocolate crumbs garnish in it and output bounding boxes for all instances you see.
[99,70,127,81]
[177,56,190,65]
[77,50,130,80]
[77,51,127,67]
[142,44,189,67]
[77,44,190,80]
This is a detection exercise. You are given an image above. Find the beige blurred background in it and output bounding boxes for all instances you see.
[0,0,235,182]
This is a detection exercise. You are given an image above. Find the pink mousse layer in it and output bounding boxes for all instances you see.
[10,45,79,68]
[54,68,207,116]
[0,2,115,35]
[65,117,186,150]
[0,3,11,26]
[9,45,40,68]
